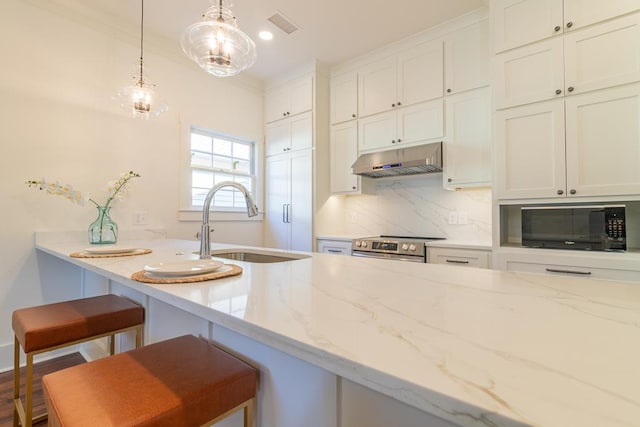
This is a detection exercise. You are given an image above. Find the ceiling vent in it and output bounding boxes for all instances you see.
[268,12,299,35]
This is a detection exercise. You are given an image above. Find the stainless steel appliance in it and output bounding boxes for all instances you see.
[351,142,443,178]
[351,235,445,263]
[522,204,626,251]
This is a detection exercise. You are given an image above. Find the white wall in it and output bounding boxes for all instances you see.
[316,175,492,241]
[0,0,264,369]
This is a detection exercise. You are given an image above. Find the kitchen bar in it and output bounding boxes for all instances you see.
[35,233,640,427]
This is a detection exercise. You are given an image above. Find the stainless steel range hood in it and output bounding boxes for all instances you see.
[351,142,443,178]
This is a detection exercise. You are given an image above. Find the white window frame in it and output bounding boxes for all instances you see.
[179,125,263,222]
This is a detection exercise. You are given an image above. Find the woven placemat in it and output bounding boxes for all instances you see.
[70,248,152,258]
[130,264,242,284]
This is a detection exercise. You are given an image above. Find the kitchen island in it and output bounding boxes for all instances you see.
[35,233,640,427]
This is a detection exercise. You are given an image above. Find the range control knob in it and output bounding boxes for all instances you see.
[409,244,417,251]
[401,244,409,251]
[355,241,362,247]
[362,242,368,248]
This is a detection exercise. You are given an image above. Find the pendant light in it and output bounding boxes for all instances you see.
[113,0,168,119]
[181,0,257,77]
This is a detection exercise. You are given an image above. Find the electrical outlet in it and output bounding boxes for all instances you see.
[133,211,148,225]
[448,211,458,225]
[458,211,468,225]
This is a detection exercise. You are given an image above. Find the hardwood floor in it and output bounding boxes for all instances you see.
[0,353,85,427]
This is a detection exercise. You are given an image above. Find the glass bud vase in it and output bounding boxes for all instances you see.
[88,206,118,245]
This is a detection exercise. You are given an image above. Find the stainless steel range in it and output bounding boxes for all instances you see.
[351,235,445,263]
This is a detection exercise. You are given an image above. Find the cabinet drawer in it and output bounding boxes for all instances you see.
[506,261,640,283]
[317,240,352,255]
[427,248,491,269]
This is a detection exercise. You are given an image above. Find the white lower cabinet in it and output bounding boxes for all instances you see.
[317,239,352,255]
[264,150,313,252]
[427,247,491,269]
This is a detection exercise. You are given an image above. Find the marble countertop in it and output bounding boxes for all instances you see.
[35,236,640,427]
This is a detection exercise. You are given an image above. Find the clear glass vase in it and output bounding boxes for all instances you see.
[88,206,118,245]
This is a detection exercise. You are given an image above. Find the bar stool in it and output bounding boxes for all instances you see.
[42,334,258,427]
[12,294,144,427]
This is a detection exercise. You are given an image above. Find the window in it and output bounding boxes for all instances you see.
[189,127,255,211]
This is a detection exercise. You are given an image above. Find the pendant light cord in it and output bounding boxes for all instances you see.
[139,0,144,84]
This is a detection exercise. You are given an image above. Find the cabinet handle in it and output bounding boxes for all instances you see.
[446,259,469,264]
[352,186,356,190]
[557,189,564,195]
[570,189,576,195]
[397,101,402,106]
[282,204,287,223]
[327,249,342,253]
[392,139,396,144]
[546,268,591,275]
[352,113,356,118]
[287,111,290,115]
[285,204,291,223]
[391,103,396,107]
[554,25,561,32]
[566,21,573,28]
[555,89,562,95]
[567,86,574,92]
[447,88,452,93]
[397,138,402,143]
[447,178,452,182]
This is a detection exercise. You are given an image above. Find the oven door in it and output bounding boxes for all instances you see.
[351,251,426,263]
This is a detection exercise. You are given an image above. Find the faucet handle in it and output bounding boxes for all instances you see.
[194,229,213,240]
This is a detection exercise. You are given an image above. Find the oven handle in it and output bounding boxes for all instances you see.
[351,251,425,263]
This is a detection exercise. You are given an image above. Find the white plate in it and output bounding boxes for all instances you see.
[144,260,224,277]
[84,246,137,254]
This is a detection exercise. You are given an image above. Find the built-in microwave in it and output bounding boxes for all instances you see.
[521,204,626,252]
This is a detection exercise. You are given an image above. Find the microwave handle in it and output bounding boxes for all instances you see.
[545,268,592,276]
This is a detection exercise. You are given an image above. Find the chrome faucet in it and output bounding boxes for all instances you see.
[199,181,259,259]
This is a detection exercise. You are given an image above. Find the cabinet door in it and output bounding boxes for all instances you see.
[331,72,358,124]
[290,112,313,151]
[427,247,491,269]
[494,37,564,109]
[564,14,640,96]
[266,85,290,123]
[331,122,359,194]
[289,150,313,252]
[358,57,396,117]
[317,240,352,255]
[565,83,640,197]
[358,110,396,152]
[493,0,563,53]
[445,19,490,95]
[564,0,640,31]
[495,99,566,199]
[264,155,291,249]
[397,39,443,106]
[266,120,291,156]
[444,87,491,189]
[289,75,313,117]
[396,99,443,146]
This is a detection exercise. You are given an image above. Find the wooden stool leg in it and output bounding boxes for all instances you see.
[136,325,143,348]
[24,352,34,427]
[13,336,19,427]
[109,334,115,356]
[244,398,256,427]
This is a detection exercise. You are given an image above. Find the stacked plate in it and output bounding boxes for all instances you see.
[143,260,224,278]
[83,246,140,255]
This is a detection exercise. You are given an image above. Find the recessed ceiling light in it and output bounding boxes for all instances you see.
[259,31,273,41]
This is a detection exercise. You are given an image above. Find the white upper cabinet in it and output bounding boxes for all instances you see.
[358,99,443,152]
[493,0,640,53]
[330,121,359,194]
[443,87,492,189]
[565,83,640,197]
[495,13,640,109]
[266,111,313,156]
[266,75,313,123]
[444,19,490,95]
[496,83,640,200]
[330,71,358,125]
[493,0,563,53]
[358,40,443,118]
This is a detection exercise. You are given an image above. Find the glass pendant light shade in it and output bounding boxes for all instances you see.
[113,0,167,119]
[113,72,168,119]
[181,0,257,77]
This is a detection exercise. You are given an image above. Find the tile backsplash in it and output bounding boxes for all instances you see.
[319,175,492,241]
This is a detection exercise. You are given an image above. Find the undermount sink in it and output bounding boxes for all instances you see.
[201,249,310,263]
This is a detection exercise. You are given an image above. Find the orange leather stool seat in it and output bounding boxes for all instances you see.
[42,335,258,427]
[12,294,145,427]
